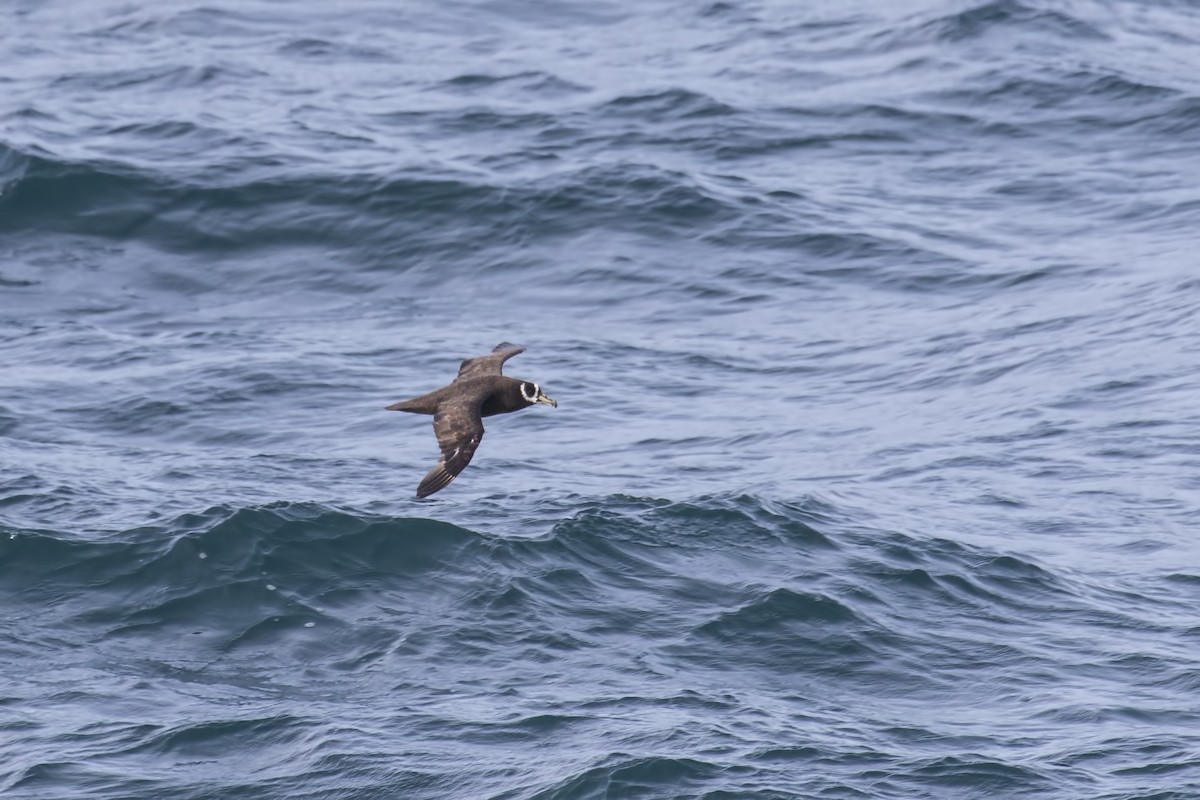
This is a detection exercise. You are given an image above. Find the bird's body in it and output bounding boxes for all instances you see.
[386,343,557,498]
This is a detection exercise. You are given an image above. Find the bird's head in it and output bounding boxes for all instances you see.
[519,381,558,408]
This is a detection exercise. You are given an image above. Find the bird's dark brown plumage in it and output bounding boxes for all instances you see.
[386,343,557,498]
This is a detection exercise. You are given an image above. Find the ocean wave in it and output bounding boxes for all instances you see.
[2,142,996,296]
[3,493,1197,797]
[0,146,746,259]
[910,0,1109,45]
[0,495,1153,671]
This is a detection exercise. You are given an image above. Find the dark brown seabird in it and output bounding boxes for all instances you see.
[386,343,558,498]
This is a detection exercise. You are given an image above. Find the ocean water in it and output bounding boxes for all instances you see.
[2,0,1200,797]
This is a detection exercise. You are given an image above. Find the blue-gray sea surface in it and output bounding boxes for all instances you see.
[2,1,1200,798]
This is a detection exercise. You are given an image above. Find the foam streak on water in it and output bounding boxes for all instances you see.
[2,1,1200,798]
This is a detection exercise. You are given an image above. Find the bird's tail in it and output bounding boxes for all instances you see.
[385,392,439,414]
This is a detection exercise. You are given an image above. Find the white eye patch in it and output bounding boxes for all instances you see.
[520,382,539,403]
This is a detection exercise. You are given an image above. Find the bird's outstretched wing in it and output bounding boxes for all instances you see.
[456,342,525,380]
[416,400,485,498]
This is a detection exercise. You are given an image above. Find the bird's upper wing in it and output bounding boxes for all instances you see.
[416,399,485,498]
[456,342,525,380]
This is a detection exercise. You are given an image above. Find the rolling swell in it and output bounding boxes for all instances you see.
[4,496,1194,798]
[0,146,740,262]
[0,141,1006,302]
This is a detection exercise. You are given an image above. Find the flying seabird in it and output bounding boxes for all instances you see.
[386,342,558,498]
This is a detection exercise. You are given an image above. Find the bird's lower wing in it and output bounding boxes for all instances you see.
[417,401,485,498]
